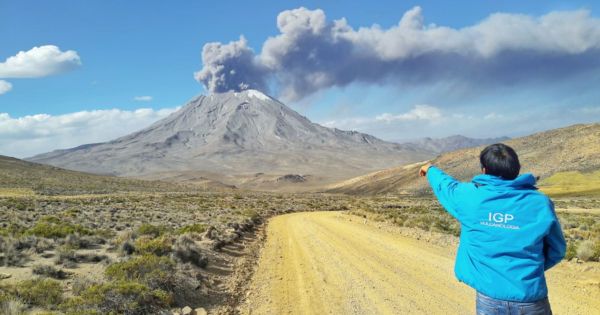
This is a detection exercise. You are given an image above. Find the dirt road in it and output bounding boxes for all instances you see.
[240,212,600,315]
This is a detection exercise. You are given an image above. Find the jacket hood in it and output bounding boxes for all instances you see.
[471,173,537,190]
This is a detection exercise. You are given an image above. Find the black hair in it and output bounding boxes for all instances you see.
[479,143,521,180]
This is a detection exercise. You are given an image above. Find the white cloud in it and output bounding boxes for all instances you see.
[376,105,442,122]
[0,80,12,95]
[133,96,153,102]
[0,45,81,78]
[0,107,179,158]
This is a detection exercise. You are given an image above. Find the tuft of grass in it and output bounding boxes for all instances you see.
[176,224,206,235]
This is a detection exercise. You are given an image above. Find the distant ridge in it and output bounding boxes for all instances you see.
[327,123,600,195]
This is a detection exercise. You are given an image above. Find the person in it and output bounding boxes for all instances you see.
[418,143,566,315]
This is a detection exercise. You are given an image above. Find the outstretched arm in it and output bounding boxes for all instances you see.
[420,164,464,221]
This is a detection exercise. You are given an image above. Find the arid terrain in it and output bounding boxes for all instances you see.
[1,122,599,315]
[240,212,600,315]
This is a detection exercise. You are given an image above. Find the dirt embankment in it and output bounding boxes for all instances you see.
[239,212,600,315]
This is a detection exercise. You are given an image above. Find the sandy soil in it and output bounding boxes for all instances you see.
[240,212,600,315]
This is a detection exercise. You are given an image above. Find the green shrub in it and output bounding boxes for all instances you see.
[105,255,177,290]
[25,217,91,239]
[136,224,167,238]
[64,281,170,315]
[134,235,173,256]
[176,224,206,235]
[14,278,63,307]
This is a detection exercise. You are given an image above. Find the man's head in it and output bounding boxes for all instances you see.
[479,143,521,180]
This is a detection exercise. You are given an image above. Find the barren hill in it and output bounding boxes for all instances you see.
[27,90,431,183]
[0,155,216,195]
[327,123,600,195]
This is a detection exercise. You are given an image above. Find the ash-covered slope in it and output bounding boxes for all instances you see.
[28,90,431,178]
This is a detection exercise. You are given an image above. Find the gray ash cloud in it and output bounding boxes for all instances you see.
[195,7,600,100]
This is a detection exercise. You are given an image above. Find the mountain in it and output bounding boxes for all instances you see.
[0,155,216,195]
[403,135,510,155]
[28,90,432,183]
[327,123,600,195]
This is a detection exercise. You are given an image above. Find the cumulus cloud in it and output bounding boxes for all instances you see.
[376,105,442,122]
[195,7,600,100]
[0,107,178,158]
[134,96,153,101]
[0,45,81,78]
[322,104,442,129]
[0,80,12,95]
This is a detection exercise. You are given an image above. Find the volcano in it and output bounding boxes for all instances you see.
[28,90,431,181]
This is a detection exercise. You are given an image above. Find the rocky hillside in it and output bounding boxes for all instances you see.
[0,155,217,195]
[28,90,431,182]
[327,123,600,195]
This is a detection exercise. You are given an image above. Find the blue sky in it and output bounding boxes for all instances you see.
[1,1,600,157]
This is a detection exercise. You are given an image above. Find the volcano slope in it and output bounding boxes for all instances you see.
[240,212,600,315]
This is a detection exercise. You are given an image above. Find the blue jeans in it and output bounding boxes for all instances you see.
[476,292,552,315]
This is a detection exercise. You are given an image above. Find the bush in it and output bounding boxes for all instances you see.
[64,281,171,315]
[0,238,28,267]
[136,224,167,238]
[173,234,208,268]
[25,216,91,239]
[565,242,578,260]
[14,278,63,307]
[55,246,108,267]
[177,224,206,235]
[577,240,599,261]
[105,255,177,291]
[33,264,69,279]
[104,255,197,307]
[134,235,173,256]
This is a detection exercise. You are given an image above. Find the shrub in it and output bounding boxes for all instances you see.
[55,246,108,267]
[32,264,69,279]
[134,235,173,256]
[25,217,91,239]
[14,278,63,307]
[177,224,206,235]
[0,238,28,267]
[105,255,177,291]
[136,224,167,238]
[577,240,599,261]
[64,281,171,315]
[565,242,577,260]
[65,234,104,249]
[173,234,208,268]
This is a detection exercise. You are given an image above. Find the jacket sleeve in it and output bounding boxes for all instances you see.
[426,166,466,222]
[543,202,566,270]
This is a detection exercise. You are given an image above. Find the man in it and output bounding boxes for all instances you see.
[419,143,566,315]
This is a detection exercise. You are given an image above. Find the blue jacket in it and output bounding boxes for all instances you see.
[426,166,566,302]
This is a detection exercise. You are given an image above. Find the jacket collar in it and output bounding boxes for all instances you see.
[472,173,537,190]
